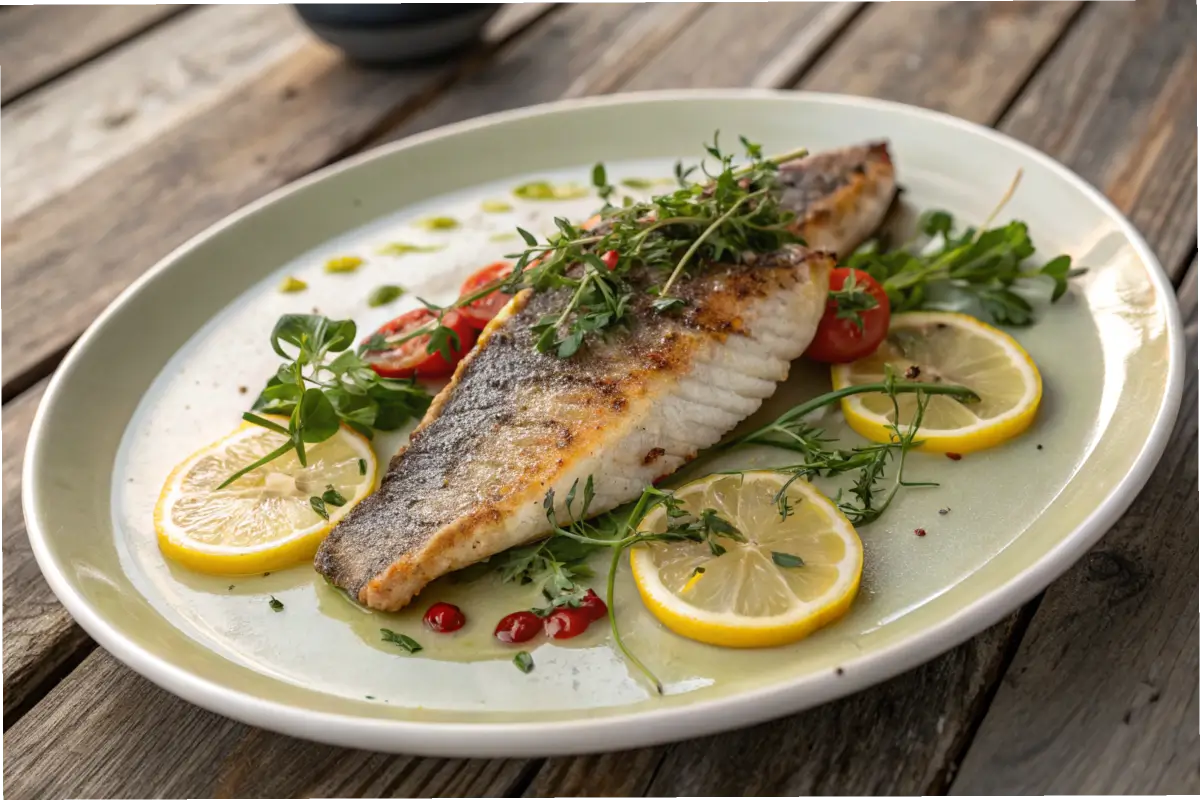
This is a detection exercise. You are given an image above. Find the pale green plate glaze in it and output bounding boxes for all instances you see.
[23,91,1183,757]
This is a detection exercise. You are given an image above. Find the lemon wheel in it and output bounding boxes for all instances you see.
[831,311,1042,454]
[155,421,377,575]
[630,472,862,648]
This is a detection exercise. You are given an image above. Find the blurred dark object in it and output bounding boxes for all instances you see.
[292,4,501,66]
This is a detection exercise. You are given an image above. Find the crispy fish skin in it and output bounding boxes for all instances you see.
[316,143,897,611]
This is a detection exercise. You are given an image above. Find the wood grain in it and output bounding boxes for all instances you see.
[0,5,188,103]
[0,380,91,727]
[3,5,309,224]
[381,3,708,142]
[799,1,1083,123]
[950,258,1199,794]
[0,3,552,398]
[1,651,535,800]
[994,0,1198,278]
[528,620,1024,797]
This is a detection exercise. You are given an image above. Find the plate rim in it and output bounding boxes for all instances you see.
[22,88,1185,757]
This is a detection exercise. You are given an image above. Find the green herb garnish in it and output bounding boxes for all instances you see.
[380,629,423,654]
[482,200,513,213]
[846,174,1085,325]
[360,135,808,366]
[513,651,535,673]
[310,496,329,520]
[321,485,347,507]
[217,314,430,488]
[269,596,284,612]
[771,552,805,568]
[357,458,367,476]
[367,285,405,307]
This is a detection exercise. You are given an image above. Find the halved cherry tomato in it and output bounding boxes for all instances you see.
[458,261,515,330]
[362,308,477,379]
[805,268,891,364]
[599,250,619,270]
[576,589,608,622]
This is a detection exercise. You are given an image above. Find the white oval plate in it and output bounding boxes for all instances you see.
[24,91,1183,757]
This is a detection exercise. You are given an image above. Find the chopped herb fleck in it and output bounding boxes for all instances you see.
[377,242,444,257]
[416,216,460,231]
[365,695,375,700]
[481,199,513,213]
[512,180,589,201]
[938,507,950,516]
[325,255,364,273]
[1036,444,1044,450]
[228,584,235,591]
[380,628,423,654]
[771,551,805,568]
[269,596,284,611]
[310,496,330,520]
[367,284,405,307]
[279,276,308,293]
[358,458,367,476]
[513,651,535,674]
[322,485,347,507]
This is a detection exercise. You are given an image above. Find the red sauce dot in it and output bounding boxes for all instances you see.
[577,589,608,622]
[544,607,591,639]
[423,602,466,633]
[915,528,927,537]
[945,452,963,461]
[494,611,540,644]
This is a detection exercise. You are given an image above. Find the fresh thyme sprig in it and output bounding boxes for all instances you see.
[365,135,808,361]
[219,314,430,489]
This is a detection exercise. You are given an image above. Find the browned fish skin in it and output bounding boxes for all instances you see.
[315,142,897,610]
[782,141,896,254]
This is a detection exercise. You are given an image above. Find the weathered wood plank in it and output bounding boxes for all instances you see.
[950,257,1199,794]
[3,5,309,224]
[0,3,553,397]
[381,3,707,142]
[0,380,91,726]
[799,1,1083,123]
[994,0,1197,278]
[0,5,188,103]
[1,651,534,800]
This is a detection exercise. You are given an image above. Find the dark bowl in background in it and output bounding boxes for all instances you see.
[292,4,501,66]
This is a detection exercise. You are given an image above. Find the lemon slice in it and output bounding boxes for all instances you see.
[630,472,862,648]
[155,421,377,575]
[831,311,1042,454]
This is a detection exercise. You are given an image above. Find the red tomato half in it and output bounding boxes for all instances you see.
[458,261,515,331]
[362,308,477,379]
[805,268,891,363]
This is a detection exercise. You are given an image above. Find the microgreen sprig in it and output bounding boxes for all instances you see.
[362,135,809,363]
[218,314,430,489]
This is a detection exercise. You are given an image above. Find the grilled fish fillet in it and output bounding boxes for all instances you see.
[316,141,897,610]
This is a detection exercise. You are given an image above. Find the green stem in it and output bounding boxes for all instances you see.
[659,189,766,297]
[216,439,295,490]
[607,541,663,694]
[722,380,978,449]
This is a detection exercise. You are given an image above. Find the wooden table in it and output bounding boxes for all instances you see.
[2,3,1196,796]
